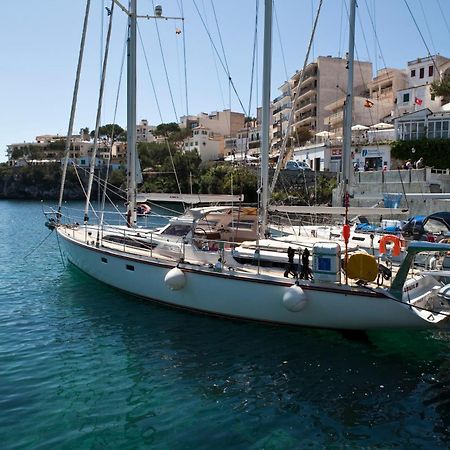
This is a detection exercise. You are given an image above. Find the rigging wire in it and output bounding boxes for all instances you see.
[137,24,164,122]
[273,1,288,81]
[84,0,115,222]
[417,1,437,57]
[402,0,439,72]
[98,21,129,233]
[327,0,345,132]
[210,0,232,130]
[137,9,185,208]
[175,0,189,116]
[436,0,450,38]
[210,0,230,75]
[362,0,401,119]
[201,0,227,111]
[248,0,259,117]
[23,229,54,261]
[100,0,105,85]
[179,0,189,115]
[58,0,91,216]
[192,0,247,114]
[151,0,179,121]
[310,0,315,61]
[269,0,324,197]
[55,230,67,268]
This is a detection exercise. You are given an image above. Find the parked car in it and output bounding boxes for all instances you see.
[285,160,312,171]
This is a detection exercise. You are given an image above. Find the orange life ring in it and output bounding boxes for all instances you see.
[379,234,402,257]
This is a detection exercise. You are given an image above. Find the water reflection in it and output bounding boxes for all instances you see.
[50,266,450,448]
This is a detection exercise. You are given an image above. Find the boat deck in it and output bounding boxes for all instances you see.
[58,223,428,290]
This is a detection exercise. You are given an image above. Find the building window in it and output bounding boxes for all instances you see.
[428,65,434,77]
[443,121,449,138]
[402,93,410,103]
[411,69,416,77]
[419,67,424,78]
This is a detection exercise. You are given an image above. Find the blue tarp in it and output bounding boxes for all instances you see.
[383,193,402,209]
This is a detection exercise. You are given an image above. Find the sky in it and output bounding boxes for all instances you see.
[1,0,449,162]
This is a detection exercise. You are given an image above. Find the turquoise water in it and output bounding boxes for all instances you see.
[2,200,450,449]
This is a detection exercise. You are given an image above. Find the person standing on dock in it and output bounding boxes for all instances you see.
[284,247,298,278]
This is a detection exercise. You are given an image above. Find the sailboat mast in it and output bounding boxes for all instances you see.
[342,0,356,187]
[260,0,272,238]
[127,0,138,227]
[58,0,91,222]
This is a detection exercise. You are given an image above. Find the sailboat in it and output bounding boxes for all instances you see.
[49,0,450,330]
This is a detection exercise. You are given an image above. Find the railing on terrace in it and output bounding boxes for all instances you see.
[352,168,428,184]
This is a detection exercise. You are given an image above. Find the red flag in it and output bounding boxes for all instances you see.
[415,97,423,106]
[364,99,374,108]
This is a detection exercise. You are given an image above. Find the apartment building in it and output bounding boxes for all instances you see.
[324,93,395,137]
[368,68,407,104]
[272,80,291,149]
[395,55,450,115]
[180,109,246,162]
[289,56,372,135]
[180,109,245,137]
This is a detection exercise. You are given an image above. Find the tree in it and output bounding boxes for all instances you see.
[154,122,181,136]
[11,147,24,159]
[430,76,450,103]
[199,164,258,203]
[138,141,176,169]
[90,124,125,140]
[391,138,450,169]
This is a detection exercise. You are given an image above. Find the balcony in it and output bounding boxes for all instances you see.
[295,98,316,113]
[273,91,290,104]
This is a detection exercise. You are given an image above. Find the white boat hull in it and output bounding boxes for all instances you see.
[57,227,436,330]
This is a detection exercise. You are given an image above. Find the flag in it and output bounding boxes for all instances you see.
[364,99,374,108]
[175,28,182,35]
[415,97,423,106]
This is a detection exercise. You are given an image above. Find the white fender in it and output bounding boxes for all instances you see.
[283,285,307,312]
[164,267,186,290]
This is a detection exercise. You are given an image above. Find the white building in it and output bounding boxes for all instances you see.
[395,55,450,116]
[136,119,156,143]
[395,107,450,141]
[182,126,223,161]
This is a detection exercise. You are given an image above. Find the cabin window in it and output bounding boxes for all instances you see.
[126,264,135,271]
[161,224,191,236]
[101,257,108,263]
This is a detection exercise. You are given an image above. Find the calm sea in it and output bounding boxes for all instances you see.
[1,200,450,449]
